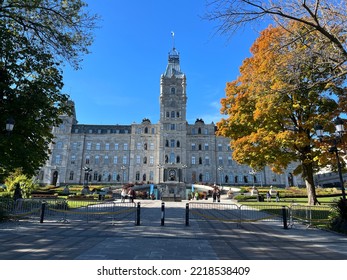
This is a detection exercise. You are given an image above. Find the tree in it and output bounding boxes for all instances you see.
[205,0,347,82]
[217,22,346,205]
[0,0,97,181]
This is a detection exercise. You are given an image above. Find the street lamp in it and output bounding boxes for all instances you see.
[249,169,256,188]
[315,117,346,200]
[82,166,92,193]
[181,164,187,183]
[218,166,223,188]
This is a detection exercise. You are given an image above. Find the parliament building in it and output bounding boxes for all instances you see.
[37,46,304,194]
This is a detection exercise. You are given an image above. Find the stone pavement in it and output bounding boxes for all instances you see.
[0,198,347,260]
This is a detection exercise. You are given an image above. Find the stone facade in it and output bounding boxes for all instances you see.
[37,47,304,188]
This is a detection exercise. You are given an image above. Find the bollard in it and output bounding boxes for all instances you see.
[185,203,189,226]
[282,206,288,229]
[161,202,165,226]
[40,202,46,223]
[136,202,141,226]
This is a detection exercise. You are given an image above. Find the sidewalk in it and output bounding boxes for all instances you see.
[0,198,347,260]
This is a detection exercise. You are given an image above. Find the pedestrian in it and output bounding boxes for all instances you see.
[266,191,271,202]
[276,191,280,202]
[121,188,126,202]
[216,188,221,202]
[128,188,135,203]
[195,191,199,201]
[212,188,217,202]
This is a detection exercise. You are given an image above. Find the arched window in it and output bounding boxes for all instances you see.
[69,171,74,180]
[165,140,169,147]
[171,87,175,94]
[165,155,169,163]
[144,143,148,150]
[176,156,180,163]
[144,127,149,133]
[199,173,203,182]
[176,140,180,147]
[143,173,146,181]
[199,157,202,164]
[198,127,201,134]
[143,156,147,164]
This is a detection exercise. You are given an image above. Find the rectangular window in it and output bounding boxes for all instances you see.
[71,155,76,165]
[105,143,110,150]
[149,171,154,181]
[192,144,196,151]
[192,156,196,165]
[115,143,119,150]
[150,156,154,164]
[95,155,100,165]
[204,143,209,151]
[218,144,222,151]
[56,141,63,149]
[228,156,232,166]
[113,156,118,164]
[123,156,127,164]
[85,155,90,164]
[170,124,175,130]
[86,142,92,150]
[137,143,142,150]
[72,142,78,150]
[96,143,101,150]
[124,143,128,150]
[55,155,61,165]
[218,156,223,166]
[150,143,154,150]
[205,156,210,165]
[104,155,109,165]
[136,155,141,164]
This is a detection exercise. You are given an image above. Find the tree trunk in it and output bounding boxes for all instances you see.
[302,161,319,205]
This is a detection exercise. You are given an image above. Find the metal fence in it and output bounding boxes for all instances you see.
[188,202,332,228]
[1,198,137,225]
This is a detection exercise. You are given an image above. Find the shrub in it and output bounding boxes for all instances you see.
[5,169,39,198]
[329,198,347,234]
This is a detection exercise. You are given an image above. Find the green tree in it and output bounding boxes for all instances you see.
[217,23,346,205]
[5,168,39,198]
[0,0,97,181]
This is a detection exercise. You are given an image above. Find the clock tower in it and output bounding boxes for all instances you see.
[158,46,187,186]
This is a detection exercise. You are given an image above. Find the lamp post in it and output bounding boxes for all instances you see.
[83,166,92,193]
[181,164,187,183]
[218,166,223,188]
[315,117,346,200]
[249,169,256,188]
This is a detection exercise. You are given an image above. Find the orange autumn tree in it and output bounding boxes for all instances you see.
[217,22,346,205]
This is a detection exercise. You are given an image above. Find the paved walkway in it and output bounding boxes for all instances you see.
[0,198,347,260]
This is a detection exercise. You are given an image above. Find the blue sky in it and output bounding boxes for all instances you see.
[62,0,261,125]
